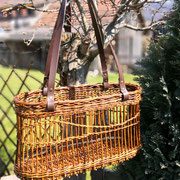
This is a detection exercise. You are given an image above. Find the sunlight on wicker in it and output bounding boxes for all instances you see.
[14,83,141,179]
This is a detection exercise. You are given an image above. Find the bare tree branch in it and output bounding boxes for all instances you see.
[88,0,171,59]
[150,0,168,25]
[74,0,89,34]
[0,0,172,85]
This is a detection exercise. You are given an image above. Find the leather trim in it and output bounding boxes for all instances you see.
[88,0,129,100]
[42,0,67,111]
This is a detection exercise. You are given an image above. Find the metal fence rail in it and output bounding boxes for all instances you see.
[0,62,43,176]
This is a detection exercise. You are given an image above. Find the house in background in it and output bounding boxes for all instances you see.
[0,0,56,69]
[0,0,54,31]
[0,0,145,71]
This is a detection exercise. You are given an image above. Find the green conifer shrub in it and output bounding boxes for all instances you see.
[116,2,180,180]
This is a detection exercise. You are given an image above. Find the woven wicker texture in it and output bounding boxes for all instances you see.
[14,83,141,179]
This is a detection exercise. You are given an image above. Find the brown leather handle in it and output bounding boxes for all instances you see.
[87,0,109,89]
[42,0,67,111]
[87,0,129,100]
[43,0,128,111]
[109,43,129,100]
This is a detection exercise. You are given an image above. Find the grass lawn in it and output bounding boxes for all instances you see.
[87,72,137,84]
[0,64,137,177]
[0,65,44,174]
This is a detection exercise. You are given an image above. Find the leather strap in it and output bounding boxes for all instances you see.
[88,0,129,100]
[109,43,129,100]
[87,0,109,89]
[42,0,67,111]
[43,0,128,111]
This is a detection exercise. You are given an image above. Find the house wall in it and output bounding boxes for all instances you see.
[117,28,143,65]
[89,28,143,74]
[0,40,48,70]
[0,28,143,72]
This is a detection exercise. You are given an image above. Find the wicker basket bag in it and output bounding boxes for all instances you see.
[14,0,142,179]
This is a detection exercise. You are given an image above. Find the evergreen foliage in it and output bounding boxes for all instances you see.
[116,2,180,179]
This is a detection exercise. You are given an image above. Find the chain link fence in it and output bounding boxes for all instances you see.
[0,60,43,176]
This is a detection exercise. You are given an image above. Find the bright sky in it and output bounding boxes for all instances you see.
[143,0,174,21]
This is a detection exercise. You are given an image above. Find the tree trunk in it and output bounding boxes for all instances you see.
[59,33,112,180]
[58,33,93,86]
[59,34,93,180]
